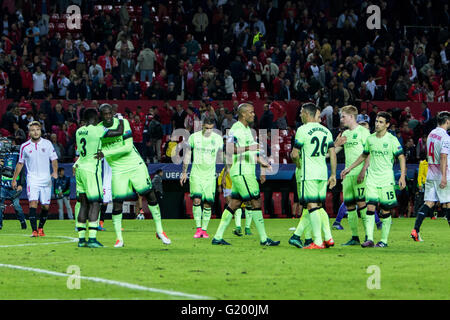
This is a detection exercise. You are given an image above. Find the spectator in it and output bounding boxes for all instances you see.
[221,109,236,134]
[172,104,187,130]
[131,114,145,158]
[192,6,208,44]
[54,167,73,220]
[56,73,70,99]
[159,102,173,135]
[137,45,156,83]
[32,65,46,99]
[88,58,104,81]
[148,112,163,163]
[120,51,136,84]
[356,109,370,124]
[49,133,63,161]
[184,106,199,133]
[13,122,26,144]
[224,70,235,99]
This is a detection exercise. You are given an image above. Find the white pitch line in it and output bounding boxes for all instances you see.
[0,234,78,248]
[0,263,214,300]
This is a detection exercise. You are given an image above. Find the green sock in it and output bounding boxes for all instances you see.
[380,216,392,244]
[149,204,163,234]
[366,213,375,241]
[320,208,333,241]
[214,208,233,240]
[235,208,242,228]
[88,221,98,239]
[294,209,310,237]
[112,213,123,242]
[359,206,368,236]
[347,209,359,237]
[250,210,268,242]
[244,209,252,228]
[202,207,211,231]
[74,202,80,229]
[193,204,202,228]
[77,222,86,239]
[309,209,323,246]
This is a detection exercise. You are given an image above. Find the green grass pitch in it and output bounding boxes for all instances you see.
[0,217,449,300]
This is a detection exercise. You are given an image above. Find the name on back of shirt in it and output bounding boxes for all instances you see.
[307,127,328,136]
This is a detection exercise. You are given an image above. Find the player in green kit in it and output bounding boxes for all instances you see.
[74,108,124,248]
[289,103,337,249]
[341,111,406,247]
[95,104,171,247]
[333,106,371,245]
[180,117,223,238]
[212,103,279,246]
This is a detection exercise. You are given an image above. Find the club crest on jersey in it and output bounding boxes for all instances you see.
[383,143,388,148]
[42,148,46,152]
[353,133,358,139]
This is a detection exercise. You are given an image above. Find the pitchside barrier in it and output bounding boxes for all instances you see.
[2,164,419,220]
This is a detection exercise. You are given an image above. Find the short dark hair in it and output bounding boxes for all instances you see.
[437,111,450,125]
[301,103,318,118]
[84,108,98,122]
[156,169,163,175]
[376,111,391,124]
[58,167,65,173]
[203,116,215,126]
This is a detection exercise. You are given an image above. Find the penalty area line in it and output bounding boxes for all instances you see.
[0,263,214,300]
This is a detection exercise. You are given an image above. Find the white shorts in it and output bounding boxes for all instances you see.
[27,183,52,205]
[424,180,450,204]
[223,188,232,198]
[102,160,112,203]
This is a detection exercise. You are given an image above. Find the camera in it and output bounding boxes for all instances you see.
[0,138,21,178]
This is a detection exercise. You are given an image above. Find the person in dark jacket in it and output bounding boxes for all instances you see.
[0,138,27,229]
[54,167,73,220]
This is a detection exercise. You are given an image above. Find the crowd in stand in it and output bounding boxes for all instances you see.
[0,0,448,164]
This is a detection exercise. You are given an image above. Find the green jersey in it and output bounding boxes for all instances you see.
[188,131,223,178]
[228,121,258,177]
[99,118,143,173]
[294,122,334,181]
[75,124,103,172]
[342,125,371,176]
[363,132,403,186]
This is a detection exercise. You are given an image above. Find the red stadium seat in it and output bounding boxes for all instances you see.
[56,23,66,33]
[50,13,59,22]
[103,5,113,13]
[184,193,193,218]
[48,22,55,34]
[273,192,283,216]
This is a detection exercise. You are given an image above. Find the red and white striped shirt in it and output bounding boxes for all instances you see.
[19,138,58,185]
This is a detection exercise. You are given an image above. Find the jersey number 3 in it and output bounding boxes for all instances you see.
[80,138,87,157]
[311,136,327,157]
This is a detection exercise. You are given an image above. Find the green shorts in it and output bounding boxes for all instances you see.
[366,183,398,210]
[76,167,102,203]
[112,163,153,202]
[342,175,366,206]
[231,175,260,202]
[190,175,216,204]
[297,180,327,205]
